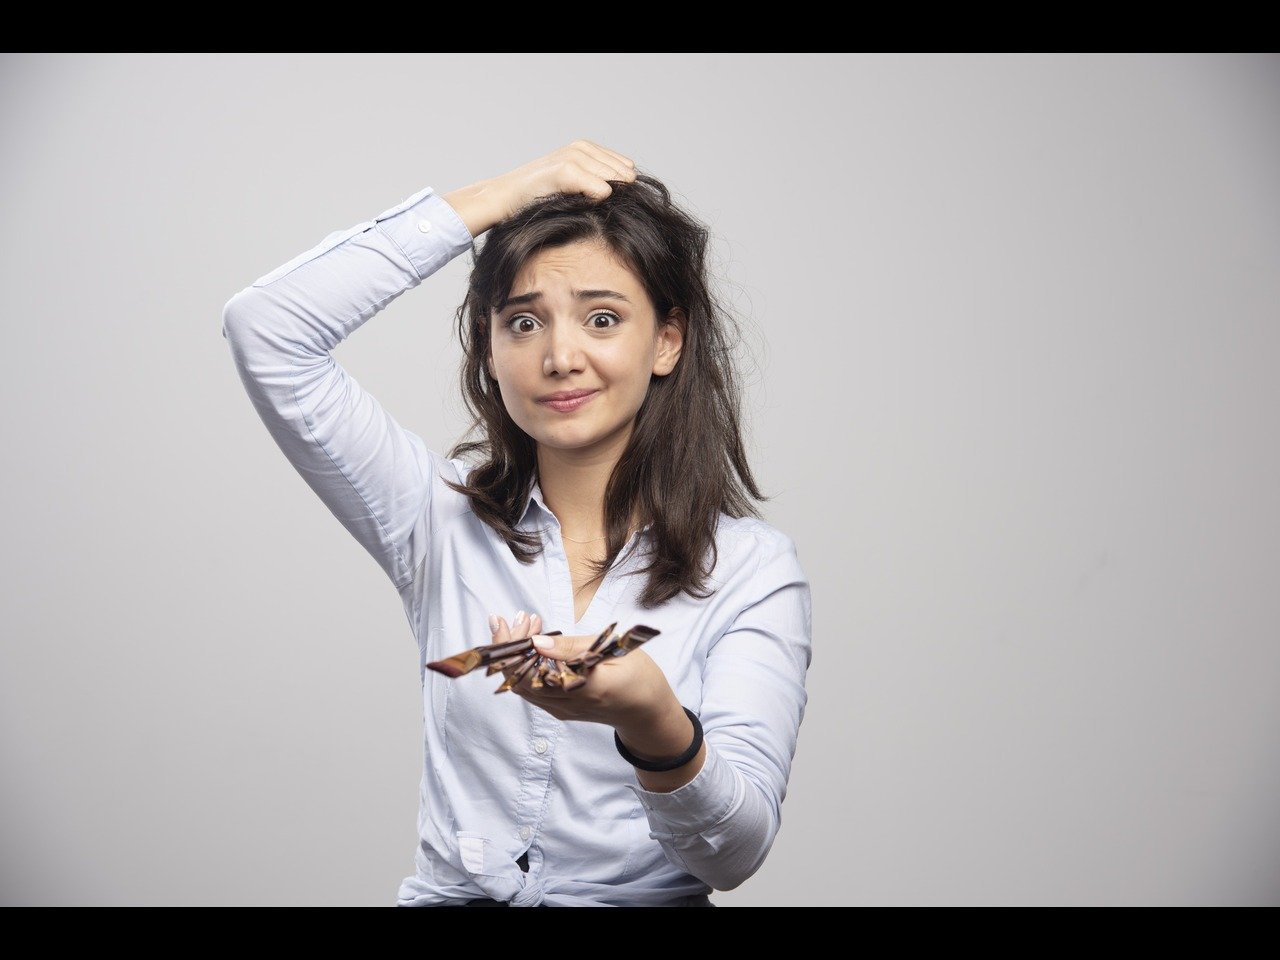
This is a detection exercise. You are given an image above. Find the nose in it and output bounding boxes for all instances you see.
[542,317,586,377]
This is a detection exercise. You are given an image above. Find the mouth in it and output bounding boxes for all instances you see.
[537,389,600,413]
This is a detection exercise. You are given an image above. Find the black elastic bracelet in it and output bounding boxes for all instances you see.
[615,706,703,772]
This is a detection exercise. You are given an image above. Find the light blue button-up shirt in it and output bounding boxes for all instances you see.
[221,184,813,906]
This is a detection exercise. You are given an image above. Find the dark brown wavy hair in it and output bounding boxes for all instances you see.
[442,172,768,608]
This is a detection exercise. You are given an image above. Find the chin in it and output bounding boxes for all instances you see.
[518,399,638,450]
[535,430,605,451]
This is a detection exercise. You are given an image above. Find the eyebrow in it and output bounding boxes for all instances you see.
[495,288,632,313]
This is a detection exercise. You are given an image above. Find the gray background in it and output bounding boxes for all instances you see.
[1,53,1276,906]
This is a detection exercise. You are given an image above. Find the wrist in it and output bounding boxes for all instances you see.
[614,694,693,762]
[440,178,513,238]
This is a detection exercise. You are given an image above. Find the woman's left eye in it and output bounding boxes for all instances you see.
[590,311,622,329]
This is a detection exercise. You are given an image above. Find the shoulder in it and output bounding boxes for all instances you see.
[442,452,471,485]
[708,515,812,659]
[420,449,477,518]
[715,513,800,560]
[712,514,807,584]
[417,448,467,490]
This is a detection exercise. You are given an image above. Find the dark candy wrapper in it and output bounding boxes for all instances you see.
[426,622,660,693]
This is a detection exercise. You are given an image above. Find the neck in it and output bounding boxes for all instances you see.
[536,426,636,541]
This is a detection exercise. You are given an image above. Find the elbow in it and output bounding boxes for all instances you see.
[646,755,789,893]
[220,286,261,343]
[221,286,302,374]
[698,846,771,894]
[221,286,295,397]
[708,828,777,893]
[695,792,783,893]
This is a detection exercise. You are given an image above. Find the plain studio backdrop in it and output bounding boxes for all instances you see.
[0,53,1276,907]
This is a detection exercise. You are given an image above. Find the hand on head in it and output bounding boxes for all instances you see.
[443,140,638,238]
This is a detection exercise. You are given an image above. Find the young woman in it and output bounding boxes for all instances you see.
[222,141,813,907]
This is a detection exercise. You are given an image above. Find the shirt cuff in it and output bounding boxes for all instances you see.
[373,186,475,281]
[625,740,741,836]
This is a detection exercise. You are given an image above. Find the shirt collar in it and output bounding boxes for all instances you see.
[517,473,549,528]
[516,474,653,537]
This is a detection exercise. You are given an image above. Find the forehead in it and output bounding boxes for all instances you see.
[509,238,642,292]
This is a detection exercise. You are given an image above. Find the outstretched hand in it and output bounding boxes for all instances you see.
[488,610,674,730]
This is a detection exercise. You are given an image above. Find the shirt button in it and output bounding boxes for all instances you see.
[533,738,548,754]
[519,825,532,841]
[417,219,432,233]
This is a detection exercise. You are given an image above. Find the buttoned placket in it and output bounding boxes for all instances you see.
[507,510,564,874]
[510,699,559,873]
[507,485,649,875]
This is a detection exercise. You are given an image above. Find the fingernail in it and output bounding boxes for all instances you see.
[515,610,527,625]
[489,614,500,634]
[532,634,553,650]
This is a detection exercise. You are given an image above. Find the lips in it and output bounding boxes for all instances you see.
[538,390,599,413]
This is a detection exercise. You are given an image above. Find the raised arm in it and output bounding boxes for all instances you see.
[221,141,638,593]
[220,186,475,592]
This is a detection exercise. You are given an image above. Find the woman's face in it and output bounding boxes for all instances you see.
[488,238,684,457]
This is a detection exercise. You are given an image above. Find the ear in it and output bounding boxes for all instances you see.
[652,307,686,377]
[486,354,497,380]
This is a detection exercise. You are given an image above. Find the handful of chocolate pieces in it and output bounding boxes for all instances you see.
[426,621,660,694]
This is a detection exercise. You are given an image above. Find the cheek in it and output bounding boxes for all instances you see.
[493,351,535,388]
[598,340,654,385]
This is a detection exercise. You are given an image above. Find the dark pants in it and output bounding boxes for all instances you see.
[410,850,716,907]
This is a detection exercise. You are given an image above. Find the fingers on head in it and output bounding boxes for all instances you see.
[569,139,635,174]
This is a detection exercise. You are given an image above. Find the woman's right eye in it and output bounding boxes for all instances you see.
[504,314,540,334]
